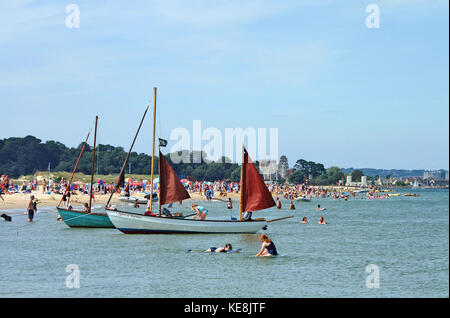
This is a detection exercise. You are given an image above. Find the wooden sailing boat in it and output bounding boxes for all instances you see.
[106,88,288,234]
[57,116,115,228]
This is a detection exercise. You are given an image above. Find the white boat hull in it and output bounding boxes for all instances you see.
[106,210,267,234]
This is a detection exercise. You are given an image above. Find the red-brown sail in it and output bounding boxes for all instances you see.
[241,147,276,212]
[159,151,190,205]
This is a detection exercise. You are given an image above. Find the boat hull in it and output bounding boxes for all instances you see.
[57,207,114,228]
[106,210,267,234]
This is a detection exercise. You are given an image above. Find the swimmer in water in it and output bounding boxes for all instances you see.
[319,216,327,224]
[227,198,233,209]
[289,201,295,210]
[276,197,282,209]
[316,204,326,211]
[255,234,278,257]
[206,244,232,253]
[301,217,308,224]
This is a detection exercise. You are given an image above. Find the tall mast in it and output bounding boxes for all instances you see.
[148,87,157,213]
[239,144,245,221]
[106,105,149,207]
[158,145,161,217]
[89,116,98,212]
[57,129,91,207]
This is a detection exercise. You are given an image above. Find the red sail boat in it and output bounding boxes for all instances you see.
[106,88,291,234]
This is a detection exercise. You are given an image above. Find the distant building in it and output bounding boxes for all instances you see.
[346,176,352,186]
[361,176,367,186]
[423,170,448,180]
[346,175,368,187]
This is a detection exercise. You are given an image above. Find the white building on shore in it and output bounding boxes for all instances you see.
[345,175,368,187]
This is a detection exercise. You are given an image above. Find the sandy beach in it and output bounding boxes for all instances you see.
[0,185,364,213]
[0,191,241,213]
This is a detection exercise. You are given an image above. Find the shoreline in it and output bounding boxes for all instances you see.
[0,185,426,212]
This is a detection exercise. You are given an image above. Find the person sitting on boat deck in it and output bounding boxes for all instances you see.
[316,204,326,211]
[145,208,157,216]
[162,207,172,217]
[276,197,282,209]
[83,203,89,212]
[191,204,208,220]
[227,198,233,209]
[134,199,140,208]
[319,216,327,224]
[242,211,253,221]
[301,217,308,224]
[289,201,295,210]
[255,234,278,257]
[206,243,232,253]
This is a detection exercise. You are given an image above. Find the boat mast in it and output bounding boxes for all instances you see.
[239,144,245,221]
[148,87,157,213]
[89,116,98,212]
[105,105,149,207]
[158,144,161,217]
[57,128,91,207]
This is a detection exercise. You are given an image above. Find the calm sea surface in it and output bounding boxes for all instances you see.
[0,188,448,297]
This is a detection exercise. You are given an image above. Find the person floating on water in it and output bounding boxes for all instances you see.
[319,216,327,224]
[301,217,308,224]
[206,244,232,253]
[289,201,295,210]
[227,198,233,209]
[276,197,282,209]
[316,205,326,211]
[192,204,208,220]
[255,234,278,257]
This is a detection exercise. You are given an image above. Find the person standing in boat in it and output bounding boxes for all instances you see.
[191,204,208,220]
[255,234,278,257]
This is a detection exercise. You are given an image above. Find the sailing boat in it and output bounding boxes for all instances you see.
[57,116,115,228]
[106,88,288,234]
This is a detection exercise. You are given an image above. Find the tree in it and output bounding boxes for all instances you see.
[288,170,304,184]
[352,169,364,182]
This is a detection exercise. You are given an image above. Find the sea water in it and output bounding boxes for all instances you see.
[0,189,448,297]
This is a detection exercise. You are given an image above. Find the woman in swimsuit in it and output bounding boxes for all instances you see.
[192,204,208,220]
[255,234,278,257]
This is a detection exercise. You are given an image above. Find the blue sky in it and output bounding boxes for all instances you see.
[0,0,448,170]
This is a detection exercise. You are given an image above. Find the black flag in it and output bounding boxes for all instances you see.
[159,138,168,147]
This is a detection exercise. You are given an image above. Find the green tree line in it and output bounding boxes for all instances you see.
[0,136,243,181]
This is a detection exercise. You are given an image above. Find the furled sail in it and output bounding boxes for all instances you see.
[159,151,190,205]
